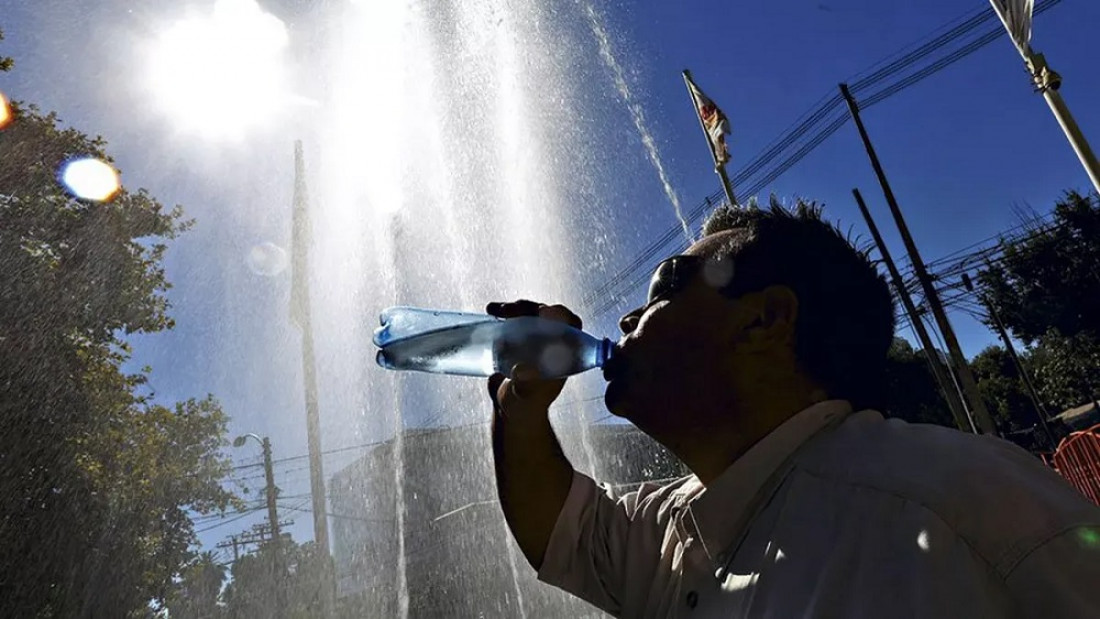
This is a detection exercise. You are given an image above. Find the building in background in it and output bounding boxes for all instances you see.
[329,422,682,617]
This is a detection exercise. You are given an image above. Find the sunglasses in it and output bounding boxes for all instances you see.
[646,254,735,305]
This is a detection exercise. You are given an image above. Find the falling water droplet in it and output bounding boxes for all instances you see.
[59,157,121,201]
[246,241,289,276]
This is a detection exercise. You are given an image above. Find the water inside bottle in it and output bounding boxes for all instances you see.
[375,315,611,378]
[376,321,502,377]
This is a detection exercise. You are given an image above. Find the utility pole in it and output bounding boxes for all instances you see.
[233,434,289,617]
[840,83,996,435]
[853,188,973,432]
[961,273,1055,448]
[261,437,282,548]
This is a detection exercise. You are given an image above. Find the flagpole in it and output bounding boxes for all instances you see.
[1026,54,1100,194]
[989,1,1100,193]
[683,70,738,207]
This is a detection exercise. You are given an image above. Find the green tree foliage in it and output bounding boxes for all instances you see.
[222,539,334,619]
[970,345,1038,432]
[1,28,13,72]
[165,551,228,619]
[881,338,956,428]
[1027,329,1100,413]
[975,191,1100,414]
[979,191,1100,343]
[0,99,238,614]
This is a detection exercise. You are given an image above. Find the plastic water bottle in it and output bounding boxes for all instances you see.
[373,306,613,379]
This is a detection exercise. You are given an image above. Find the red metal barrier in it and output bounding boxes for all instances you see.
[1048,423,1100,506]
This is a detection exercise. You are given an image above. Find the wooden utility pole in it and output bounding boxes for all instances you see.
[853,189,973,432]
[261,437,282,550]
[840,83,996,434]
[961,273,1055,448]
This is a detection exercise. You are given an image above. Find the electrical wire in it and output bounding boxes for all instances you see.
[581,0,1063,317]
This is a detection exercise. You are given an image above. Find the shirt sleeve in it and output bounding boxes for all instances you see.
[536,470,667,617]
[1004,525,1100,618]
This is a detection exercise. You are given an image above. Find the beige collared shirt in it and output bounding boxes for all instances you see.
[538,401,1100,618]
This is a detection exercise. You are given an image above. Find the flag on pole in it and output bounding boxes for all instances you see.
[685,73,732,165]
[289,140,312,330]
[990,0,1034,54]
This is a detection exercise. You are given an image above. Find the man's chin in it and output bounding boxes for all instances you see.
[603,380,633,420]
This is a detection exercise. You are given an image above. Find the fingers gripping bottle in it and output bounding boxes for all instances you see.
[373,306,613,379]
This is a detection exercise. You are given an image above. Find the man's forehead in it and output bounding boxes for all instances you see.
[685,229,745,258]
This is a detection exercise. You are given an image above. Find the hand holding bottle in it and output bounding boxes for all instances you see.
[486,300,584,417]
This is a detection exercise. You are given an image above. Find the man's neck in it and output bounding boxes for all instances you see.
[669,388,829,485]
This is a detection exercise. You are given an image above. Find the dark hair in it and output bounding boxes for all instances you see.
[701,197,895,409]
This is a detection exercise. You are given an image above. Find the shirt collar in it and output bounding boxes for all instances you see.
[679,399,853,565]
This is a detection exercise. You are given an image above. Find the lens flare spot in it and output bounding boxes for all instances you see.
[0,91,12,130]
[917,529,931,552]
[60,157,121,201]
[1078,527,1100,549]
[540,342,573,377]
[246,241,288,276]
[702,257,734,290]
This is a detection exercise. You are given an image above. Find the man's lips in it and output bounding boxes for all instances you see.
[602,345,629,382]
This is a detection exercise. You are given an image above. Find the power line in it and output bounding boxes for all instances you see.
[581,0,1063,317]
[195,506,268,534]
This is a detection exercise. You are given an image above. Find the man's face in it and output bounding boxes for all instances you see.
[604,230,752,434]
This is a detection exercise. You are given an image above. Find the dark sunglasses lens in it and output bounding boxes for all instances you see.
[647,258,690,303]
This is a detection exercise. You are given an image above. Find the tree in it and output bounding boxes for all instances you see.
[1,68,238,615]
[222,538,332,619]
[979,191,1100,343]
[970,345,1038,432]
[975,190,1100,416]
[1027,329,1100,414]
[880,338,956,428]
[165,551,228,619]
[1,27,13,72]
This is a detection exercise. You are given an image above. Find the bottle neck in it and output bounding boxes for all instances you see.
[599,338,614,368]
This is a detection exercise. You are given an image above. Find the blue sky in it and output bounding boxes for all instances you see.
[2,0,1098,555]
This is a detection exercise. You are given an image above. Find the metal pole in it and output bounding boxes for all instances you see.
[1029,54,1100,194]
[853,189,973,432]
[840,83,996,435]
[987,0,1100,194]
[961,273,1055,448]
[683,70,737,207]
[716,165,738,207]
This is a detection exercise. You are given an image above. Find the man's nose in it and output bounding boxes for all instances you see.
[618,311,641,335]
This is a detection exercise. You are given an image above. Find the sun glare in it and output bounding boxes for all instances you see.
[148,0,289,139]
[0,91,12,130]
[60,157,121,202]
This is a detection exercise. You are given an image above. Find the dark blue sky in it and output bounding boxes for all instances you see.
[2,0,1097,551]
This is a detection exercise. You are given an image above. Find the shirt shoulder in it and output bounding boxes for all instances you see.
[795,411,1100,577]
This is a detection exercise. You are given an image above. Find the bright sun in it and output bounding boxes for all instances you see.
[148,0,289,139]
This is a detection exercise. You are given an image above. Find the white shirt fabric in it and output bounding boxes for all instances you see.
[537,401,1100,618]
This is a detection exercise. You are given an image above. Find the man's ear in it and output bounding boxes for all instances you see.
[731,285,798,351]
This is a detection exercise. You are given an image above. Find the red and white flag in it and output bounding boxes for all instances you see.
[685,74,732,165]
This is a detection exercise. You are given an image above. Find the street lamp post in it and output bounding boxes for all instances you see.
[233,433,286,617]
